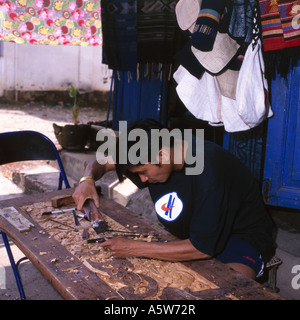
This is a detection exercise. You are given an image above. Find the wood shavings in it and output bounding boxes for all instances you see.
[62,266,81,273]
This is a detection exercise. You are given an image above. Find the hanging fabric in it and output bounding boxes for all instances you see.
[228,0,257,44]
[101,0,180,68]
[259,0,300,51]
[111,67,169,130]
[264,46,300,79]
[137,0,179,64]
[223,122,268,183]
[0,0,102,45]
[101,0,180,127]
[174,38,273,133]
[258,1,300,79]
[101,0,137,71]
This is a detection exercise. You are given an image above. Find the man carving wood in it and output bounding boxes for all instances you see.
[73,119,274,280]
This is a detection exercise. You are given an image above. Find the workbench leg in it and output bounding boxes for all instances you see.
[1,231,26,300]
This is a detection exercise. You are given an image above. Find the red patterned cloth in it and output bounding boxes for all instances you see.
[0,0,102,46]
[259,0,300,51]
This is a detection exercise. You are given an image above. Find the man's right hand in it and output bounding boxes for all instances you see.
[72,179,100,211]
[72,159,116,211]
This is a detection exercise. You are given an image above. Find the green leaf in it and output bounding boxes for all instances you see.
[67,84,77,99]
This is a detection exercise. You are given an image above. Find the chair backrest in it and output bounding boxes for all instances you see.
[0,130,70,189]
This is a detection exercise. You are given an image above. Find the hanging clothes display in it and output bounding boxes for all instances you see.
[174,39,273,133]
[0,0,102,46]
[101,0,179,127]
[173,0,272,183]
[174,0,272,133]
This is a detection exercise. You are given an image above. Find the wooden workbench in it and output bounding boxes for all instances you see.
[0,189,284,300]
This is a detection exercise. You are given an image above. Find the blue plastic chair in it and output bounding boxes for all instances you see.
[0,130,70,299]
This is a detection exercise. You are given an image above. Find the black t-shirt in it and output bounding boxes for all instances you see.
[123,139,274,262]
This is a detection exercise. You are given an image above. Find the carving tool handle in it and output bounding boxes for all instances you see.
[82,199,108,234]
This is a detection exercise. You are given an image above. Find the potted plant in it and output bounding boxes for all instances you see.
[53,85,91,151]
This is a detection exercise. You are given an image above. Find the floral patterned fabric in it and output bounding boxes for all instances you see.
[0,0,102,45]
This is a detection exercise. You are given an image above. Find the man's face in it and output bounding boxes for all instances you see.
[128,163,172,184]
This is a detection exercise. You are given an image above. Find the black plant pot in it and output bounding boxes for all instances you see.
[53,123,91,151]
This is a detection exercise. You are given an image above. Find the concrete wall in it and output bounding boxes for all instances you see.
[0,42,111,99]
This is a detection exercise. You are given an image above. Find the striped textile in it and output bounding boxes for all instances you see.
[259,0,300,51]
[137,0,179,64]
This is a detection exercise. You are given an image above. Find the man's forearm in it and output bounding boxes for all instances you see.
[134,239,211,261]
[101,238,211,261]
[83,160,105,181]
[83,160,116,181]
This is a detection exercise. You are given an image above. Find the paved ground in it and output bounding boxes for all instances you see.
[0,101,108,146]
[0,101,107,300]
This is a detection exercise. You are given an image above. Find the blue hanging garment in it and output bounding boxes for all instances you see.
[111,65,170,129]
[101,0,137,72]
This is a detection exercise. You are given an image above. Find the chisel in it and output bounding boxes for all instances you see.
[72,210,81,226]
[42,207,77,215]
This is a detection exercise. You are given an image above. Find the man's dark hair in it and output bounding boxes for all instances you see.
[115,118,174,185]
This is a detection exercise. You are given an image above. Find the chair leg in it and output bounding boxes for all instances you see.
[1,231,26,299]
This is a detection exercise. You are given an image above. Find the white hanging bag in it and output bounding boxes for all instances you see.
[236,39,273,128]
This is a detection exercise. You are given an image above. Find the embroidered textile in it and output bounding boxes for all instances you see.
[0,0,102,46]
[137,0,179,64]
[190,0,225,51]
[259,0,300,51]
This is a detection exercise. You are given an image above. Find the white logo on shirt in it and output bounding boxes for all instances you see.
[155,192,183,222]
